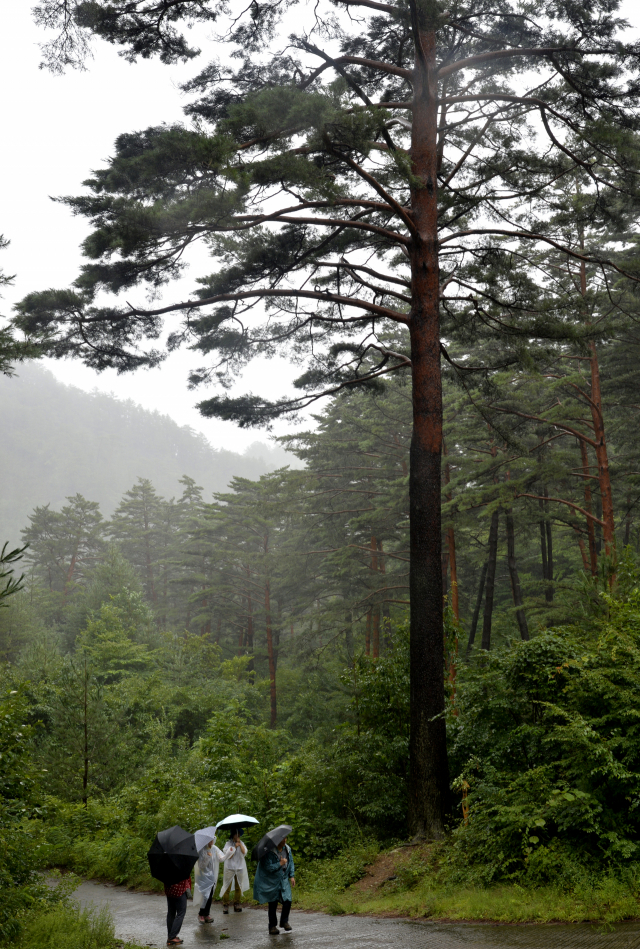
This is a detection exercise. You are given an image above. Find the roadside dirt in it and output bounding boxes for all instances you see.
[352,843,430,894]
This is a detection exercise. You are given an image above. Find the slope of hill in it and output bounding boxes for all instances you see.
[0,363,295,544]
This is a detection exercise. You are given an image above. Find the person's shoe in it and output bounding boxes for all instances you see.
[269,926,280,935]
[167,940,183,946]
[223,906,229,914]
[282,923,292,932]
[234,904,242,912]
[198,915,206,923]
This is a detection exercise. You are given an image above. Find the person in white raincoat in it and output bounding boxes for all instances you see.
[194,833,233,924]
[220,828,250,913]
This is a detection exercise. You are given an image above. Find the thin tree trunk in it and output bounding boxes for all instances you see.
[545,493,554,603]
[344,610,353,654]
[365,610,371,656]
[589,341,615,555]
[378,539,391,650]
[580,439,598,575]
[370,535,380,657]
[443,444,459,620]
[539,496,548,583]
[372,608,380,659]
[624,494,632,547]
[578,240,615,556]
[264,579,277,728]
[576,531,590,572]
[408,24,448,838]
[83,659,89,807]
[143,509,157,604]
[246,570,254,651]
[65,550,78,593]
[466,561,487,657]
[481,509,500,650]
[505,510,529,641]
[216,617,221,645]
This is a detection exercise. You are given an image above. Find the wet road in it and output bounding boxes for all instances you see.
[76,880,640,949]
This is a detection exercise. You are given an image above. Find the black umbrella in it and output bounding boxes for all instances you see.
[147,825,199,886]
[251,824,293,862]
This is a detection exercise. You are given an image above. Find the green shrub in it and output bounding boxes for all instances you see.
[446,578,640,884]
[13,902,145,949]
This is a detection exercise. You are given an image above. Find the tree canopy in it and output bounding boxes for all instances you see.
[18,0,640,836]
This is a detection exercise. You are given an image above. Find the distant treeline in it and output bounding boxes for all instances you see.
[0,363,295,543]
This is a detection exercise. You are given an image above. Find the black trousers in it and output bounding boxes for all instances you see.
[166,893,187,940]
[199,886,213,917]
[268,899,291,929]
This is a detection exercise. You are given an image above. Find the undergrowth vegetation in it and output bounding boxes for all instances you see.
[7,548,640,931]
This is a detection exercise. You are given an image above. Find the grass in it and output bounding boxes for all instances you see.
[11,903,147,949]
[295,846,640,924]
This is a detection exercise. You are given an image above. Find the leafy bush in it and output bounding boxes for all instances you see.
[447,576,640,884]
[13,902,145,949]
[296,840,380,892]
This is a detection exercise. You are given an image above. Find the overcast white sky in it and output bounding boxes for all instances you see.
[1,3,638,452]
[0,5,308,452]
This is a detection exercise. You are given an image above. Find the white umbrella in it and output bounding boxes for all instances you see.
[216,813,259,831]
[193,825,218,852]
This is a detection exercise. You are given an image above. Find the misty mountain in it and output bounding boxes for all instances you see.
[0,362,297,544]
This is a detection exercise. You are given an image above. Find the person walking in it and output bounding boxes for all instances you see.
[220,827,250,913]
[164,875,191,946]
[253,834,296,935]
[194,833,231,924]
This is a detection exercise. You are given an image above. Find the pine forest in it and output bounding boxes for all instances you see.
[3,0,640,941]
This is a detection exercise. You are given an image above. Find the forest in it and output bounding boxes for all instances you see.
[4,0,640,943]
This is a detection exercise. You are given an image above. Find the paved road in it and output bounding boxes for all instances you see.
[76,880,640,949]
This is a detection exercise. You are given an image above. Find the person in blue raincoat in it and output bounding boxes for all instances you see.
[253,835,295,935]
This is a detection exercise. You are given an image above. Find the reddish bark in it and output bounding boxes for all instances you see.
[589,341,615,555]
[407,26,449,838]
[575,530,590,572]
[579,439,598,575]
[579,247,614,556]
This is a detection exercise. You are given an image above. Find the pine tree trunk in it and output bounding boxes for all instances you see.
[378,540,391,650]
[365,610,371,656]
[624,495,632,547]
[579,245,615,556]
[372,608,380,659]
[344,610,353,654]
[505,510,529,641]
[576,531,590,572]
[589,341,615,555]
[65,550,78,593]
[143,509,157,604]
[407,24,448,839]
[539,496,548,584]
[264,579,277,728]
[466,561,487,656]
[545,492,554,603]
[83,659,89,807]
[481,509,500,650]
[370,535,380,657]
[443,447,459,620]
[246,569,254,651]
[580,439,598,575]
